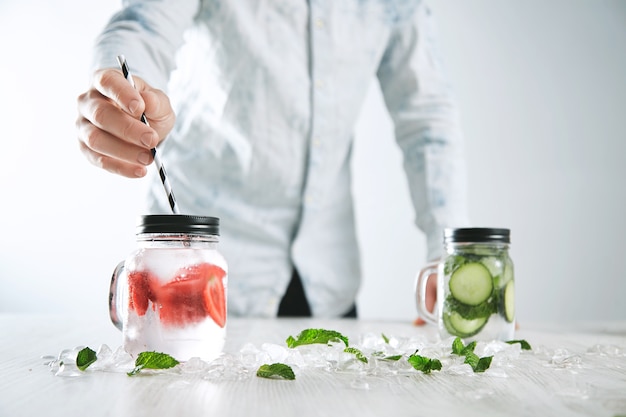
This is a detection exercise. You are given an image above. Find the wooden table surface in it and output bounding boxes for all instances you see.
[1,314,625,417]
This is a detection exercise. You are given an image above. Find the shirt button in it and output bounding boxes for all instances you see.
[315,79,325,89]
[312,137,321,147]
[314,17,325,29]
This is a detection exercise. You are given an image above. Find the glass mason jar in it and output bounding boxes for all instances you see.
[417,228,515,341]
[109,215,228,361]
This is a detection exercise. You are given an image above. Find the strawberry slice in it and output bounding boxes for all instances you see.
[156,263,226,327]
[157,274,207,326]
[203,271,227,328]
[187,263,227,328]
[127,270,152,316]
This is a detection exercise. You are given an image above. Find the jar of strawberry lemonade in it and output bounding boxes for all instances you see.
[109,215,228,361]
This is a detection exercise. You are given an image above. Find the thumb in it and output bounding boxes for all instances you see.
[134,80,176,143]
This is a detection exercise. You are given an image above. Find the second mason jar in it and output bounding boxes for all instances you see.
[109,215,228,361]
[417,227,515,341]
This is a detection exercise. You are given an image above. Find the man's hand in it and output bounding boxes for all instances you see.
[414,271,437,326]
[76,68,176,178]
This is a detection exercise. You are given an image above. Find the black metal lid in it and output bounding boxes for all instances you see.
[444,227,510,243]
[136,215,220,235]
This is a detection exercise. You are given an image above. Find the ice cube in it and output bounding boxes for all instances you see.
[261,343,288,363]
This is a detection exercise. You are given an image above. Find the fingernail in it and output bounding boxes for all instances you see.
[128,99,140,115]
[140,132,156,148]
[137,151,151,165]
[134,167,147,177]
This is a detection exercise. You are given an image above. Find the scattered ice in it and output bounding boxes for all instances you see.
[260,343,289,363]
[178,357,212,374]
[43,332,624,391]
[445,363,475,376]
[547,349,583,369]
[586,344,625,357]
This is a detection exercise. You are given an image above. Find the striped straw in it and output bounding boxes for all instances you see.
[116,55,180,214]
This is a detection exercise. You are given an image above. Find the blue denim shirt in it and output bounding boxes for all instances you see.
[93,0,469,317]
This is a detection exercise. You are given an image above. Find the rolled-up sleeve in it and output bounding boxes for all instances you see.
[376,2,469,260]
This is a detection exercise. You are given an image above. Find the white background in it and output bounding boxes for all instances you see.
[1,1,625,326]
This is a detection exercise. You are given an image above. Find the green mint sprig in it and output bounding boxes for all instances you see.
[452,338,476,356]
[76,347,97,371]
[344,347,368,363]
[256,363,296,380]
[451,337,493,373]
[506,339,532,350]
[286,328,349,348]
[408,351,442,374]
[372,351,403,361]
[127,351,180,376]
[463,352,493,373]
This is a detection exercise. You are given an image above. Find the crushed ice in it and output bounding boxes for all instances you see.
[43,332,626,393]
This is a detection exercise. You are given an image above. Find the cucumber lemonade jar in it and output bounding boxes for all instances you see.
[416,228,515,341]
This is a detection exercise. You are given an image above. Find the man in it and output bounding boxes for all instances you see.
[77,0,468,318]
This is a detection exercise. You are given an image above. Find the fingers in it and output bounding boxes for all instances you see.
[76,68,175,177]
[413,317,427,326]
[76,115,152,178]
[414,273,437,326]
[94,69,175,141]
[93,68,146,118]
[83,70,160,147]
[425,273,437,313]
[78,138,148,178]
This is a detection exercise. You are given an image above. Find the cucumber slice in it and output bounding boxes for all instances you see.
[443,311,489,338]
[449,262,493,306]
[503,280,515,322]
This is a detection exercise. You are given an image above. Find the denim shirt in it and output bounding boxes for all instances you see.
[93,0,469,317]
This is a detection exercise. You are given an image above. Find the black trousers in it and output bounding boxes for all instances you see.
[277,269,357,318]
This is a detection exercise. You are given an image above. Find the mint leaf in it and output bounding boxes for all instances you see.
[76,347,97,371]
[506,340,532,350]
[463,352,479,369]
[381,355,402,361]
[463,352,493,373]
[344,347,368,363]
[452,337,465,355]
[408,354,442,374]
[444,255,467,275]
[372,351,401,361]
[445,295,495,320]
[474,356,493,373]
[382,333,390,344]
[453,339,492,373]
[256,363,295,380]
[127,351,180,376]
[286,328,349,348]
[451,337,476,355]
[462,341,477,355]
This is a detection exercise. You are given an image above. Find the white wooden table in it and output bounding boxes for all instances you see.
[1,314,625,417]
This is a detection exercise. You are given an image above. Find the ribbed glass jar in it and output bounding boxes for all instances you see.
[438,228,515,341]
[109,215,228,361]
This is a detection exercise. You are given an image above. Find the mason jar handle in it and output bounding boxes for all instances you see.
[108,261,126,331]
[415,261,438,325]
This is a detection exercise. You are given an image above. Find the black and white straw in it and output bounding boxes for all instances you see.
[116,55,180,214]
